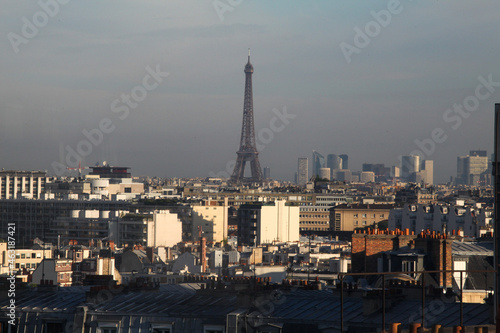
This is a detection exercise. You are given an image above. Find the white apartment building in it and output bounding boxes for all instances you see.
[112,210,182,248]
[192,200,228,243]
[238,200,299,246]
[0,170,52,199]
[388,203,493,237]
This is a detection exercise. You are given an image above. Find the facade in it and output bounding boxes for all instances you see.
[339,154,349,169]
[0,199,131,248]
[312,150,325,177]
[457,154,488,186]
[0,170,52,199]
[335,169,352,183]
[388,203,493,237]
[327,154,342,171]
[360,171,375,183]
[238,201,299,246]
[31,258,74,287]
[113,210,182,248]
[263,167,271,179]
[401,155,420,180]
[330,203,393,231]
[299,205,331,232]
[319,168,330,180]
[52,210,123,246]
[192,201,228,243]
[297,157,308,185]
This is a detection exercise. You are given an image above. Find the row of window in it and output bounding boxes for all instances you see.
[15,252,42,259]
[353,213,385,218]
[15,262,39,269]
[353,221,377,226]
[299,214,329,218]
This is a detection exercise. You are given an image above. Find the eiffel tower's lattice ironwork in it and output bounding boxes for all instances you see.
[230,50,263,184]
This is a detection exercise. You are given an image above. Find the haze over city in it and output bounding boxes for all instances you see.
[2,1,500,183]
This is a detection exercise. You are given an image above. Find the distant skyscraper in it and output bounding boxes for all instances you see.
[327,154,342,171]
[312,151,325,177]
[401,155,420,180]
[422,160,434,185]
[297,158,308,185]
[391,166,400,178]
[263,167,271,179]
[336,169,352,183]
[457,154,488,185]
[319,168,331,180]
[339,154,349,170]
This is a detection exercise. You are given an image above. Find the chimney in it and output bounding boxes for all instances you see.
[201,237,207,273]
[146,247,154,264]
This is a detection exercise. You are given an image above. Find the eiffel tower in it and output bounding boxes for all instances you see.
[230,49,263,184]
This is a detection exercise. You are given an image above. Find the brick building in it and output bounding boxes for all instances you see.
[352,229,455,288]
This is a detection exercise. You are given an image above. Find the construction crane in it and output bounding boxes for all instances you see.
[66,161,89,176]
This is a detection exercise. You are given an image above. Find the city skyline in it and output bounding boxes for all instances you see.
[1,1,500,183]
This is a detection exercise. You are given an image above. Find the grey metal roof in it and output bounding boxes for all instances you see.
[452,241,493,256]
[0,286,88,313]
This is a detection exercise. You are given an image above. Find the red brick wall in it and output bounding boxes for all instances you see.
[364,236,394,273]
[351,234,366,273]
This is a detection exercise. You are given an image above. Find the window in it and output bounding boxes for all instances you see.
[36,252,42,258]
[151,324,172,333]
[353,213,358,218]
[98,323,118,333]
[204,325,225,333]
[44,322,65,333]
[380,214,385,218]
[362,221,366,225]
[124,187,132,193]
[21,253,25,259]
[354,221,358,225]
[101,329,117,333]
[362,214,367,218]
[32,253,36,258]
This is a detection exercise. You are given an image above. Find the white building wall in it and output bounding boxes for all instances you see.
[258,201,299,245]
[147,210,182,248]
[388,204,491,237]
[192,203,228,243]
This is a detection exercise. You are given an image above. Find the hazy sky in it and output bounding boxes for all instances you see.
[2,1,500,183]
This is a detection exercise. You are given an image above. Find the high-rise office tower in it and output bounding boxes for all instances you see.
[456,154,488,185]
[401,155,420,180]
[263,167,271,179]
[421,160,434,185]
[230,50,263,184]
[339,154,349,170]
[297,158,308,185]
[327,154,342,171]
[319,168,331,180]
[312,151,325,177]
